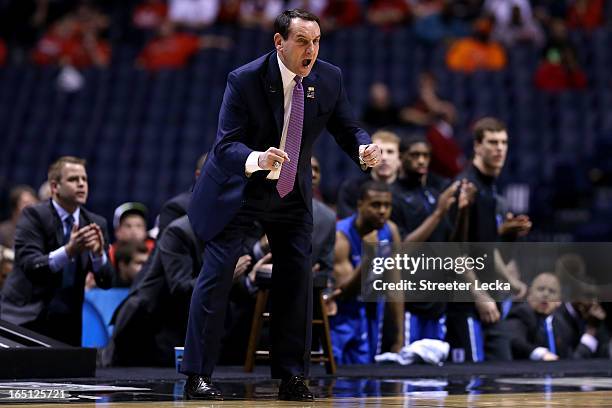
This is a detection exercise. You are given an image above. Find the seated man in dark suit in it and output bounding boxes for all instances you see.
[107,215,204,366]
[310,156,336,283]
[556,292,610,359]
[0,156,113,346]
[507,272,605,360]
[158,153,207,235]
[107,215,256,366]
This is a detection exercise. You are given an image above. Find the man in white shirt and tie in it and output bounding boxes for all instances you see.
[185,9,381,401]
[0,156,114,346]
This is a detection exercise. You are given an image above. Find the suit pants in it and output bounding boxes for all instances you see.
[181,176,313,379]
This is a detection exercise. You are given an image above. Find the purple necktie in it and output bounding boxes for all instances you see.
[277,76,304,198]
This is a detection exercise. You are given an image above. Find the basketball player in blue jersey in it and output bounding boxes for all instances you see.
[330,181,404,364]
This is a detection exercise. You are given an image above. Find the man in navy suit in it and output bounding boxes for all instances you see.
[0,156,113,346]
[184,9,381,401]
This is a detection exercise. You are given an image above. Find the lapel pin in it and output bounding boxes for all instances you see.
[307,87,315,99]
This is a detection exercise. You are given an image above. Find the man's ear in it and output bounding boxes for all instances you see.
[274,33,283,51]
[49,180,58,194]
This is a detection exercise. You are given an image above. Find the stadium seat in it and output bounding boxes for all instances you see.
[82,288,130,348]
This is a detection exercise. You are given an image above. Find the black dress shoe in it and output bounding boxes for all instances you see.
[184,375,223,400]
[278,375,314,401]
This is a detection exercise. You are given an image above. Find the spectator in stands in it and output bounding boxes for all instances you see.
[413,0,470,45]
[400,72,456,129]
[217,0,241,25]
[534,19,587,92]
[409,0,445,19]
[337,131,401,219]
[567,0,604,31]
[32,6,111,69]
[287,0,328,17]
[484,0,535,27]
[0,185,38,249]
[0,156,113,346]
[534,46,587,91]
[0,246,14,291]
[136,21,231,71]
[133,0,168,30]
[321,0,362,30]
[113,240,150,288]
[541,18,577,61]
[490,3,544,48]
[32,18,76,66]
[238,0,284,29]
[331,181,404,363]
[110,202,155,261]
[169,0,220,29]
[366,0,411,28]
[446,17,507,73]
[158,153,207,235]
[361,82,400,130]
[400,72,463,178]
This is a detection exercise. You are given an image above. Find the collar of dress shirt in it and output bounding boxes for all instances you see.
[277,53,299,93]
[52,199,80,227]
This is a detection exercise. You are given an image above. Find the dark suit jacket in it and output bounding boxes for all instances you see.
[0,200,113,330]
[158,191,191,235]
[312,198,336,282]
[556,303,610,359]
[188,51,370,242]
[506,303,598,360]
[108,215,204,366]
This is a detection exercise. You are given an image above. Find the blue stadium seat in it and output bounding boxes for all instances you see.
[82,288,130,348]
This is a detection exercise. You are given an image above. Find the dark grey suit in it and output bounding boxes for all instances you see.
[158,191,191,235]
[108,215,203,366]
[311,198,336,282]
[0,200,113,345]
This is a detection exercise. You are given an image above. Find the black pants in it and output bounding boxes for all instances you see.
[181,177,313,379]
[445,302,512,362]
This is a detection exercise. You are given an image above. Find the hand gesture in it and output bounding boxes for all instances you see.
[233,254,252,280]
[65,224,87,257]
[258,147,290,171]
[249,253,272,283]
[498,213,532,238]
[436,181,460,214]
[322,288,342,316]
[359,144,382,168]
[82,224,105,256]
[475,300,500,324]
[458,179,477,209]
